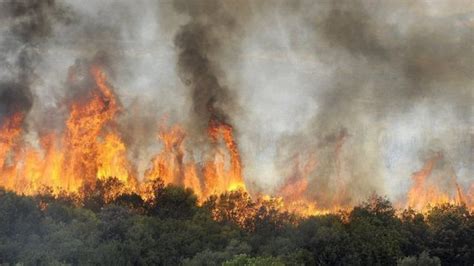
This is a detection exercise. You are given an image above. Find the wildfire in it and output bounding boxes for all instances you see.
[0,59,246,201]
[145,124,187,186]
[0,60,471,218]
[144,116,246,200]
[0,63,135,195]
[407,152,467,211]
[204,119,246,196]
[0,113,24,168]
[63,65,132,191]
[275,130,352,217]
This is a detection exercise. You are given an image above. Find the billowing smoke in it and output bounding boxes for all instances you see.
[0,82,32,118]
[0,0,69,120]
[271,0,473,205]
[0,0,471,206]
[171,0,242,144]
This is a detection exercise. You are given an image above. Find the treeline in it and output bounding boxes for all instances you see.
[0,178,473,265]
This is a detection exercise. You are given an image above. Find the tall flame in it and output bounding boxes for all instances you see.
[204,119,245,195]
[144,118,246,200]
[0,62,471,217]
[407,152,466,211]
[0,64,135,195]
[276,129,352,216]
[0,113,24,168]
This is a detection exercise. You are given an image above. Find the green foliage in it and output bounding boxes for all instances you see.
[0,185,471,265]
[397,251,441,266]
[294,214,357,265]
[425,204,474,265]
[400,208,429,256]
[82,177,125,212]
[348,195,405,265]
[183,239,251,265]
[223,254,285,266]
[148,184,198,219]
[112,192,145,214]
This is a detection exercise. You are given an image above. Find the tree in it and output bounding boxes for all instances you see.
[148,184,198,219]
[0,189,41,264]
[426,204,474,265]
[204,190,294,233]
[183,239,251,266]
[223,254,285,266]
[82,177,126,212]
[400,208,429,256]
[348,195,405,265]
[294,214,357,265]
[112,193,145,214]
[397,251,441,266]
[204,190,256,230]
[98,205,134,241]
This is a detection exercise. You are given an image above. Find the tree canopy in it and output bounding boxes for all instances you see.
[0,179,472,265]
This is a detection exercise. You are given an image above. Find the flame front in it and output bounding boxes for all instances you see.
[0,61,245,201]
[144,117,246,200]
[0,64,135,195]
[407,152,467,211]
[0,62,471,216]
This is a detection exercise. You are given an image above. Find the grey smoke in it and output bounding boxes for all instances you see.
[0,0,70,120]
[270,0,473,205]
[0,0,471,203]
[0,82,33,117]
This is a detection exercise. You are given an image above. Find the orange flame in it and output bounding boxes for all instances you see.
[145,124,186,185]
[204,119,245,196]
[0,113,24,168]
[407,152,466,211]
[61,65,133,191]
[0,64,135,196]
[144,118,245,201]
[276,131,352,217]
[0,61,471,217]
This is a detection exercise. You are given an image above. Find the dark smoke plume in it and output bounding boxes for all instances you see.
[0,82,33,118]
[0,0,469,202]
[321,0,387,60]
[172,0,240,141]
[0,0,70,120]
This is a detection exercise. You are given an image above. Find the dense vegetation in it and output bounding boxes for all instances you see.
[0,178,473,265]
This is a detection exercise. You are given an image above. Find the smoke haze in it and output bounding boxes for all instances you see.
[0,0,472,205]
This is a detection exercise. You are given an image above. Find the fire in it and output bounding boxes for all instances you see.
[0,63,136,195]
[204,119,245,196]
[468,184,474,210]
[144,118,246,200]
[407,152,466,211]
[62,65,134,192]
[0,113,24,169]
[0,60,471,217]
[0,59,247,201]
[145,124,188,186]
[275,130,352,217]
[276,153,347,217]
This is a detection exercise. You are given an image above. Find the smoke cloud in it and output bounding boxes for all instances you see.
[173,0,240,141]
[0,0,471,204]
[270,0,473,204]
[0,0,70,120]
